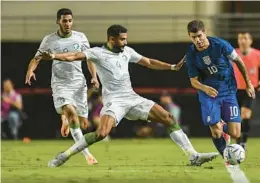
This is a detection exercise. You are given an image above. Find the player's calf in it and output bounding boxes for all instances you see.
[96,114,114,140]
[210,122,227,156]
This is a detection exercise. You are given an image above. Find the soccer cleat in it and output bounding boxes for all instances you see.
[48,152,69,167]
[61,115,70,137]
[189,152,219,166]
[86,153,98,165]
[223,132,231,145]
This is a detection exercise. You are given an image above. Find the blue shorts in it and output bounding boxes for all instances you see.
[200,94,241,126]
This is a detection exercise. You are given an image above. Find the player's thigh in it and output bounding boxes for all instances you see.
[222,94,241,138]
[125,97,155,121]
[53,90,76,115]
[74,86,89,119]
[222,94,241,123]
[100,100,130,127]
[200,98,221,126]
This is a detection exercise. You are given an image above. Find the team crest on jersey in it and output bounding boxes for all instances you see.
[202,56,211,65]
[73,43,80,51]
[122,55,128,61]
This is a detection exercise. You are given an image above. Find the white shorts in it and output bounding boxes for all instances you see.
[100,92,155,126]
[52,85,88,118]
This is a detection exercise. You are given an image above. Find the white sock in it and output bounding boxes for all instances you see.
[169,129,197,156]
[64,136,87,157]
[70,128,91,158]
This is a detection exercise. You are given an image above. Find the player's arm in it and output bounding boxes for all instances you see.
[173,55,186,71]
[232,55,255,98]
[25,36,49,85]
[40,51,86,62]
[232,55,251,86]
[137,56,176,70]
[190,77,218,98]
[87,61,99,89]
[185,53,218,97]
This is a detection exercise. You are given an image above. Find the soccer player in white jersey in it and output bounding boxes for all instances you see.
[40,24,219,167]
[25,8,98,165]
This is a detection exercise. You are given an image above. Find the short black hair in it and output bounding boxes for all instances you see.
[187,20,205,33]
[107,24,127,40]
[57,8,73,20]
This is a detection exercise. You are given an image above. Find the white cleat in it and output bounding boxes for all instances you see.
[48,152,69,168]
[189,152,219,166]
[86,153,98,165]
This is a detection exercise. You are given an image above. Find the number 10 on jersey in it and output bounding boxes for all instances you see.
[207,66,218,74]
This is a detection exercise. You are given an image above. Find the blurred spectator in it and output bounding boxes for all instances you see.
[160,91,181,124]
[1,79,23,139]
[136,91,182,138]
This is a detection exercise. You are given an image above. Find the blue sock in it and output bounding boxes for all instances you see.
[223,123,228,133]
[212,136,226,156]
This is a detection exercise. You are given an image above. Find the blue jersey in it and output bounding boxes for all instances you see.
[185,37,238,100]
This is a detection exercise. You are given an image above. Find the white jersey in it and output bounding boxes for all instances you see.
[82,46,143,97]
[35,30,90,90]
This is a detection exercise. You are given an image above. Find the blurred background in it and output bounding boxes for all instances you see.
[1,1,260,139]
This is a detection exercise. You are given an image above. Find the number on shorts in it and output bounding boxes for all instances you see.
[229,106,239,117]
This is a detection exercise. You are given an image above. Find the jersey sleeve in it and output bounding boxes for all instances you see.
[34,36,50,58]
[185,52,199,78]
[81,33,90,51]
[127,47,143,63]
[82,48,99,62]
[221,40,238,60]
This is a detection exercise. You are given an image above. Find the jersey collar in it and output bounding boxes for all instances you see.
[103,43,123,53]
[56,30,72,38]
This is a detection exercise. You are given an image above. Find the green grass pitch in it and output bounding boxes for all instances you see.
[2,138,260,183]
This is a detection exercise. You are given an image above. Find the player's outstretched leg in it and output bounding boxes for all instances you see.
[148,104,219,166]
[62,105,98,165]
[48,115,114,167]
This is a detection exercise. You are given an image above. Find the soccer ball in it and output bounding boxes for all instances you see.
[223,144,245,165]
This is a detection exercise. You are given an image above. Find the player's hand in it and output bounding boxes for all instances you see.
[38,50,54,60]
[203,85,218,98]
[246,82,255,99]
[174,55,186,71]
[25,70,36,86]
[91,77,100,89]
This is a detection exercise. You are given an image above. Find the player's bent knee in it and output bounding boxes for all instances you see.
[210,123,223,138]
[62,105,77,120]
[241,107,252,119]
[229,131,240,139]
[211,130,223,138]
[96,129,108,140]
[161,113,176,126]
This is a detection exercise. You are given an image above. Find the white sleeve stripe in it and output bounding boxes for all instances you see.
[227,50,238,60]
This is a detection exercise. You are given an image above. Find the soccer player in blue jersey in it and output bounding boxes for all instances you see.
[184,20,255,157]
